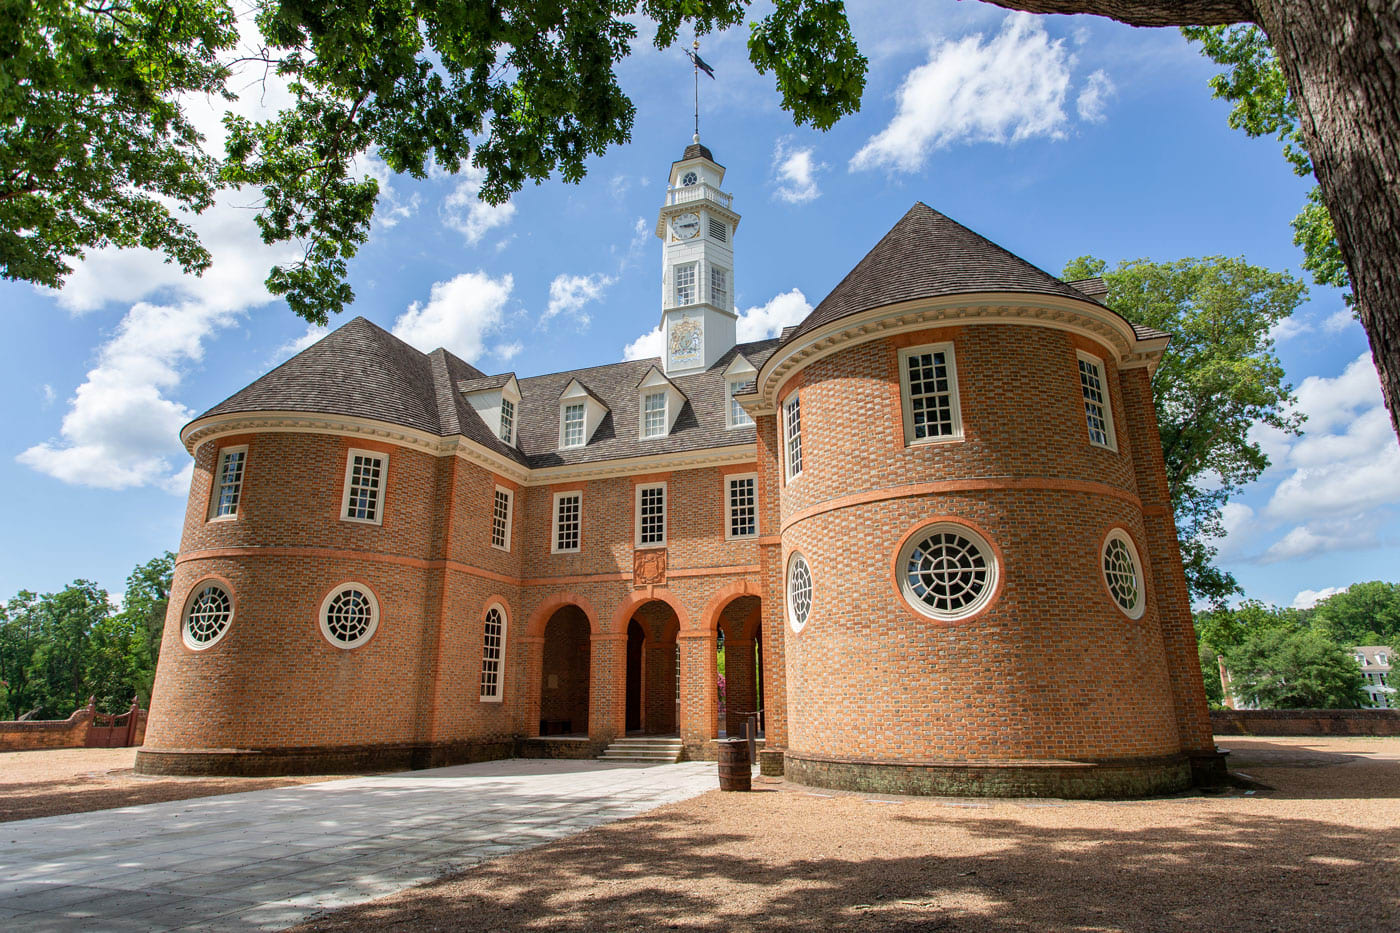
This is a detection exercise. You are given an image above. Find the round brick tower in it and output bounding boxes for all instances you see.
[742,204,1219,798]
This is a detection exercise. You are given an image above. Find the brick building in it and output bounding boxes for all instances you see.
[138,143,1223,797]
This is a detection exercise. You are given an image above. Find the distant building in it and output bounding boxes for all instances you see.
[1354,646,1394,709]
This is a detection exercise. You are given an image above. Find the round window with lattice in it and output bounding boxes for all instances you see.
[319,585,380,648]
[897,523,997,621]
[1102,530,1145,619]
[183,582,234,649]
[787,552,813,633]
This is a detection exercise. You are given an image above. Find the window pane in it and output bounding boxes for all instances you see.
[643,391,667,437]
[563,403,586,447]
[499,397,515,445]
[555,494,581,551]
[214,450,245,517]
[905,351,957,439]
[491,489,511,549]
[480,607,504,699]
[728,476,756,537]
[675,264,696,305]
[346,454,383,520]
[710,267,727,307]
[785,396,802,477]
[1078,358,1111,446]
[728,380,754,427]
[639,485,666,545]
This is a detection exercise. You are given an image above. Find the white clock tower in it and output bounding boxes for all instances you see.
[655,138,741,375]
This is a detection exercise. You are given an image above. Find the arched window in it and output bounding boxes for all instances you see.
[480,604,507,701]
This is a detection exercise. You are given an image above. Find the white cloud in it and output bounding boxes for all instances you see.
[621,289,813,362]
[1292,585,1349,610]
[40,384,55,406]
[1219,502,1254,538]
[773,140,824,204]
[1075,69,1115,123]
[544,273,615,324]
[1269,313,1313,343]
[391,271,514,361]
[737,289,813,341]
[493,341,524,363]
[850,14,1074,173]
[1262,525,1348,564]
[1323,308,1357,333]
[1291,352,1384,433]
[443,165,517,246]
[623,327,664,362]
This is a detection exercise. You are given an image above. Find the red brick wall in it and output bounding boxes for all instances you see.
[0,705,93,751]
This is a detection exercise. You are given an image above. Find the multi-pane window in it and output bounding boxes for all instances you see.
[1102,529,1144,619]
[499,397,515,445]
[643,391,668,438]
[211,447,246,519]
[637,483,666,547]
[320,585,379,648]
[784,394,803,479]
[728,379,754,428]
[710,266,728,307]
[709,218,727,242]
[675,263,697,305]
[727,475,757,539]
[491,487,513,551]
[553,492,582,552]
[342,451,385,523]
[899,524,997,620]
[480,605,505,701]
[562,403,586,448]
[899,344,961,443]
[1078,353,1115,448]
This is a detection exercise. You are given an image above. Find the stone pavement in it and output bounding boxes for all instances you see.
[0,758,719,932]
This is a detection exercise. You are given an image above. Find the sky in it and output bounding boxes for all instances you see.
[3,2,1396,612]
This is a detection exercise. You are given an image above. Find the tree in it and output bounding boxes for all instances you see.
[23,580,110,718]
[0,592,44,719]
[1198,642,1225,708]
[978,0,1400,447]
[112,551,175,704]
[4,0,865,323]
[1310,581,1400,648]
[1062,255,1304,605]
[0,0,238,288]
[1226,625,1365,709]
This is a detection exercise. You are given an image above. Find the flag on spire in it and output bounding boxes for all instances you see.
[687,48,715,79]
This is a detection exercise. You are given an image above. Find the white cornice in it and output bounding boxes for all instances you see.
[180,411,755,486]
[739,294,1168,411]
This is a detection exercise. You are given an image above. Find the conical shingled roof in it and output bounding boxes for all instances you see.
[195,316,482,439]
[784,203,1103,345]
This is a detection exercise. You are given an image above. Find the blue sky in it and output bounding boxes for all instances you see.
[3,3,1395,610]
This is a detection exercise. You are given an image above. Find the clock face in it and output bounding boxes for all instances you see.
[673,212,700,239]
[681,171,698,186]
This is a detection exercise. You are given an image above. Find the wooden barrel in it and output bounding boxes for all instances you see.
[717,738,751,792]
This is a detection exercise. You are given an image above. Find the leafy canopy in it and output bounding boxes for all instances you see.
[1225,626,1365,710]
[3,0,866,324]
[1180,25,1350,304]
[1062,255,1305,605]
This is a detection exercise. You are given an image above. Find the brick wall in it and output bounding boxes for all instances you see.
[0,705,93,751]
[1212,709,1400,736]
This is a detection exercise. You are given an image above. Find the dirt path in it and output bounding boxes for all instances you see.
[291,737,1400,933]
[0,748,345,822]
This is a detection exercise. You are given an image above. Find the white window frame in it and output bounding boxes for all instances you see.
[727,379,754,429]
[897,343,964,446]
[1076,350,1118,451]
[642,390,668,439]
[635,482,667,549]
[319,584,380,649]
[491,486,513,552]
[1102,528,1145,620]
[725,473,758,540]
[560,402,587,449]
[710,265,728,308]
[674,262,698,306]
[208,445,248,521]
[340,449,387,525]
[551,491,582,554]
[479,603,507,702]
[783,392,803,481]
[499,396,515,446]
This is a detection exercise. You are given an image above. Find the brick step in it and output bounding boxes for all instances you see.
[598,736,683,763]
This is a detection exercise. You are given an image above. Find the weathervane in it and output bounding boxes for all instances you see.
[686,39,715,142]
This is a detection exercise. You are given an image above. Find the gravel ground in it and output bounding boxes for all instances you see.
[291,736,1400,933]
[0,747,345,822]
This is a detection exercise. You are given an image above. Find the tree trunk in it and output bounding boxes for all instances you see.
[1251,0,1400,443]
[984,0,1400,445]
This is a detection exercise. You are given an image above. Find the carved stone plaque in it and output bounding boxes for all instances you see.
[633,548,668,587]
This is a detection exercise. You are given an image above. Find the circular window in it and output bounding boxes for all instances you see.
[898,523,997,620]
[681,171,698,186]
[1102,530,1145,619]
[319,585,380,649]
[787,552,813,633]
[183,582,233,650]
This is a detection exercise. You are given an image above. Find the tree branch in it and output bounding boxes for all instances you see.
[975,0,1256,28]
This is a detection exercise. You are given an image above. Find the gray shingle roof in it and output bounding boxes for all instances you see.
[783,203,1149,345]
[678,142,717,165]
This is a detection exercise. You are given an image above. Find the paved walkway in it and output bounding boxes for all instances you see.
[0,758,719,932]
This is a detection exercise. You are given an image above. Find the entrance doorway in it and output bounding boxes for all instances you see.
[539,605,590,736]
[622,600,681,734]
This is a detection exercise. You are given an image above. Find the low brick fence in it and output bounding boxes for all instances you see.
[1212,709,1400,737]
[0,700,147,751]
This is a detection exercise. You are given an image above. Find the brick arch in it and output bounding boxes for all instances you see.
[699,580,762,635]
[525,593,600,638]
[612,589,690,634]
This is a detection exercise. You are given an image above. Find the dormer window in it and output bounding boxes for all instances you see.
[723,355,757,429]
[562,403,586,448]
[675,264,697,305]
[499,397,515,445]
[643,391,667,438]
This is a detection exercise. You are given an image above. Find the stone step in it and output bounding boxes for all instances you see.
[598,735,683,763]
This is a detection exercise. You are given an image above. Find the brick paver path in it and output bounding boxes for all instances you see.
[0,758,718,931]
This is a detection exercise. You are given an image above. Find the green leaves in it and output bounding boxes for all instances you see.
[1226,626,1365,710]
[1065,255,1306,606]
[0,0,238,289]
[748,0,867,132]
